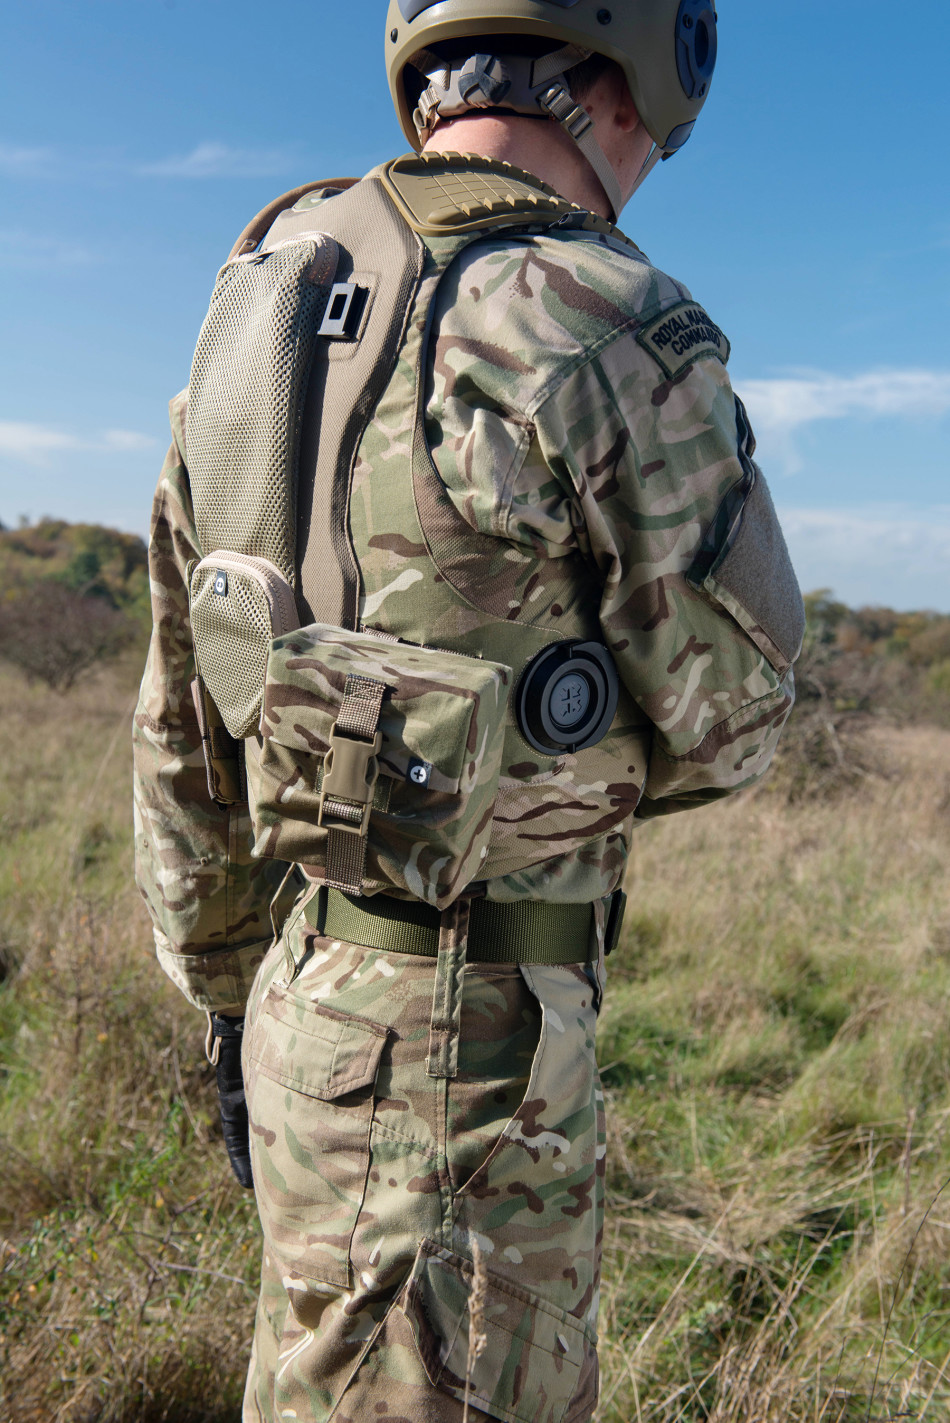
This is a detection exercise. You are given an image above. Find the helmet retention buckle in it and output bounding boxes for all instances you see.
[538,83,593,142]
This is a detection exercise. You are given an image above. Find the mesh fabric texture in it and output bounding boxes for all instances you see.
[191,554,299,739]
[259,180,425,630]
[188,234,338,587]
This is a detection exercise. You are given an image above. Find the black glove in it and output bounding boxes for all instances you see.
[210,1014,253,1189]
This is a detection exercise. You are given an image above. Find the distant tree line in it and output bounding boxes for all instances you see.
[0,518,149,691]
[775,590,950,798]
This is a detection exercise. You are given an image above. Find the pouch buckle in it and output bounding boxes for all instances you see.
[318,725,382,837]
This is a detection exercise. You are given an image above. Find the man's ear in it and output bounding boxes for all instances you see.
[585,64,641,137]
[613,72,641,135]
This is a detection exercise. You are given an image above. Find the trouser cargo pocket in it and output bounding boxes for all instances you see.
[243,975,388,1290]
[400,1239,595,1423]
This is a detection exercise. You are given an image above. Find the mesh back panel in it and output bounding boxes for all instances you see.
[188,236,337,587]
[191,563,279,738]
[260,182,425,629]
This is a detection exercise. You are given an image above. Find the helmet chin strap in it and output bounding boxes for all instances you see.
[532,100,668,217]
[535,82,623,223]
[627,143,667,202]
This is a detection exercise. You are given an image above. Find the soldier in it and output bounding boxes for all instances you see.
[133,2,804,1420]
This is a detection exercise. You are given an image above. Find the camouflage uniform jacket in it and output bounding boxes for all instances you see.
[133,158,803,1013]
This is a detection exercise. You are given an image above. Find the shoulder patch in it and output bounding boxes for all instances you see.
[636,301,731,379]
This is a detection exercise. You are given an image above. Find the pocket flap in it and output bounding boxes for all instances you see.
[262,625,511,792]
[402,1239,594,1423]
[246,990,387,1101]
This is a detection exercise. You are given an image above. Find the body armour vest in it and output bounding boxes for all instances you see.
[185,153,651,910]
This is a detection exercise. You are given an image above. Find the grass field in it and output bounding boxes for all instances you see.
[1,648,949,1421]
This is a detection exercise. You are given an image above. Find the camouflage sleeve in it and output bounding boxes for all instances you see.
[132,391,289,1011]
[533,340,804,816]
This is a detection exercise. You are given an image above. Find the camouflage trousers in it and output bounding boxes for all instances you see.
[241,890,606,1422]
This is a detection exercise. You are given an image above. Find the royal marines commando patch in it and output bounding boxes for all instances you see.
[636,300,731,380]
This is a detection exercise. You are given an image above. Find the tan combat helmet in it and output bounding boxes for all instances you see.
[385,0,718,219]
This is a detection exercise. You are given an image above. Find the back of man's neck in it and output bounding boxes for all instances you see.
[422,114,611,220]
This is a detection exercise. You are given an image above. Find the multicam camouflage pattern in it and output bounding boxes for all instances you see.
[132,392,292,1010]
[241,902,602,1423]
[348,170,799,883]
[132,155,801,1421]
[250,624,510,906]
[134,157,800,1004]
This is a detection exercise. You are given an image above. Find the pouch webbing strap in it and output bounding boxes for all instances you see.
[323,675,387,895]
[427,898,469,1079]
[336,674,386,740]
[325,829,366,895]
[307,888,595,965]
[191,675,245,806]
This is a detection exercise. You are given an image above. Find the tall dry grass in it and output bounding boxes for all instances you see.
[2,653,950,1420]
[596,725,950,1420]
[0,655,259,1422]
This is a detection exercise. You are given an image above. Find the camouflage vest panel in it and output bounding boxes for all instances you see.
[263,161,649,895]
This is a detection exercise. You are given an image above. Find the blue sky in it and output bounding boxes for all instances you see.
[1,0,947,611]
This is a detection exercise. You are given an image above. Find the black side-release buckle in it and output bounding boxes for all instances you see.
[604,889,628,957]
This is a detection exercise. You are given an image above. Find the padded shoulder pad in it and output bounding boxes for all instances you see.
[381,151,635,246]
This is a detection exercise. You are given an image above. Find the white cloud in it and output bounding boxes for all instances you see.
[0,229,94,268]
[734,368,950,476]
[778,504,950,611]
[138,141,293,178]
[0,422,157,464]
[102,429,157,453]
[2,136,295,182]
[0,423,80,460]
[0,141,55,175]
[737,370,950,434]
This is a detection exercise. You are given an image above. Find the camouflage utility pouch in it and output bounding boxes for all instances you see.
[246,625,511,907]
[189,552,300,739]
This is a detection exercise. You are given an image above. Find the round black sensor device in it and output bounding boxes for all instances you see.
[516,641,620,755]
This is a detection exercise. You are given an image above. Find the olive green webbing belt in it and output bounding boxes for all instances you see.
[305,887,593,964]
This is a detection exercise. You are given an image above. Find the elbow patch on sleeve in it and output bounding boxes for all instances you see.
[687,400,804,675]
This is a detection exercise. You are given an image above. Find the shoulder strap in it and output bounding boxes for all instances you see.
[228,178,360,260]
[258,173,427,632]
